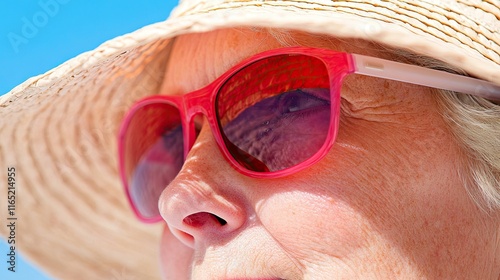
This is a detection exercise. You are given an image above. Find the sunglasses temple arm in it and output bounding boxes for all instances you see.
[351,54,500,101]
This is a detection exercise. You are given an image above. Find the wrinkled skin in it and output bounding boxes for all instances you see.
[156,29,500,279]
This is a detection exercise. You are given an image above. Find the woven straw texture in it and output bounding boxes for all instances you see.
[0,1,499,279]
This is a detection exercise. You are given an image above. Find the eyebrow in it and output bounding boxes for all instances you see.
[352,54,500,101]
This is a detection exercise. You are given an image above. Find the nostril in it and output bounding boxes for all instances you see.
[214,215,227,226]
[183,212,227,227]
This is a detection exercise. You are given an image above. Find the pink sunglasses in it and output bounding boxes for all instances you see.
[118,47,500,222]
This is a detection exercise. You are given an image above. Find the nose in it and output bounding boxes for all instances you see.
[158,125,247,248]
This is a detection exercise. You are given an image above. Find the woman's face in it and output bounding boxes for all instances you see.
[157,29,499,279]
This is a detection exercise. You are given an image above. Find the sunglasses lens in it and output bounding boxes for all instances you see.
[123,102,184,220]
[217,54,331,172]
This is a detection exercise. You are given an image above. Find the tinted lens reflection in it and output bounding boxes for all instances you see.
[124,103,184,219]
[217,55,331,172]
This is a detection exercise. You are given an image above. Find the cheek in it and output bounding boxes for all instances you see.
[255,186,370,260]
[159,225,193,280]
[252,117,484,269]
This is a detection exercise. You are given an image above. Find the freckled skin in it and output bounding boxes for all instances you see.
[157,29,500,279]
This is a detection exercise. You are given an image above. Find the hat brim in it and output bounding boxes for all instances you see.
[1,1,499,279]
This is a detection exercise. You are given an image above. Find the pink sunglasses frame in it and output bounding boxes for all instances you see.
[118,46,500,222]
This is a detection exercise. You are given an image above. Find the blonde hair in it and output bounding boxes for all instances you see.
[263,28,500,211]
[435,89,500,210]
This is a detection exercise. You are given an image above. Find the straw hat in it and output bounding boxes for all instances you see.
[1,0,499,279]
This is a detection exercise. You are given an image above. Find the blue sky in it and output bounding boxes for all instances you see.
[0,1,176,279]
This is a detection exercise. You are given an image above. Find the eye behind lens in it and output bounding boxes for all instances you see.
[215,54,332,173]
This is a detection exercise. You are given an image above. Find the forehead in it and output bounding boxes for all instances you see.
[159,28,382,95]
[160,29,281,94]
[157,28,432,116]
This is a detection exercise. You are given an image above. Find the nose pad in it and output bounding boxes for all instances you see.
[159,125,246,248]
